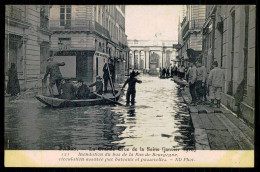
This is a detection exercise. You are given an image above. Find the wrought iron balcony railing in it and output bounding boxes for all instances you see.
[6,6,26,22]
[182,19,205,38]
[49,19,110,39]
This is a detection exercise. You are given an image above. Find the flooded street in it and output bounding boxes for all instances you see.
[4,75,194,150]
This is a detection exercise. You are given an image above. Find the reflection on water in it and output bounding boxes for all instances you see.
[5,75,194,150]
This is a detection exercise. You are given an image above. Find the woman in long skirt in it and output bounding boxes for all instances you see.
[6,63,20,96]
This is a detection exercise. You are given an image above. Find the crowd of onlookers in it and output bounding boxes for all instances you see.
[160,60,225,108]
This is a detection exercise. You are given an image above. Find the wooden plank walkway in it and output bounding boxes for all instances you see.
[174,78,254,150]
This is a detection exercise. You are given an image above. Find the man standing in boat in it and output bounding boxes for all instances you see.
[103,58,115,93]
[42,56,65,97]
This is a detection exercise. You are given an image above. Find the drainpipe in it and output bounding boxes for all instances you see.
[211,7,216,64]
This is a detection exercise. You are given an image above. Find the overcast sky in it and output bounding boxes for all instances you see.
[125,5,182,40]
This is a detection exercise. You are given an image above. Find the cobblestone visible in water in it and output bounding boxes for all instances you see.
[4,75,195,150]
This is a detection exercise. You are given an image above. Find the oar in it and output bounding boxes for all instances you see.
[93,93,125,106]
[106,60,116,101]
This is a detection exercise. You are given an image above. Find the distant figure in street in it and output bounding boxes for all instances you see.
[166,67,170,77]
[208,61,225,108]
[188,61,197,105]
[89,76,104,99]
[162,68,166,77]
[103,59,114,93]
[195,61,207,104]
[43,56,65,97]
[170,66,174,77]
[76,79,90,99]
[60,79,76,100]
[6,63,20,96]
[159,67,162,77]
[121,71,142,105]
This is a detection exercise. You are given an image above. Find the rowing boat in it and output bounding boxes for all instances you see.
[35,90,121,108]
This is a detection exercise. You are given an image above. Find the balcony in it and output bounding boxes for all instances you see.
[181,17,187,27]
[5,6,30,29]
[182,21,189,38]
[49,19,110,39]
[190,19,205,30]
[182,19,205,38]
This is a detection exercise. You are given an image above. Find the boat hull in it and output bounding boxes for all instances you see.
[35,91,121,108]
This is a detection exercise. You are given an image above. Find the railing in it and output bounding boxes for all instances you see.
[181,17,187,27]
[49,19,111,39]
[190,19,205,30]
[6,6,26,22]
[182,21,189,38]
[182,19,205,38]
[95,22,111,39]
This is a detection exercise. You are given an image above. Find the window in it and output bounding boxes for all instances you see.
[60,5,71,26]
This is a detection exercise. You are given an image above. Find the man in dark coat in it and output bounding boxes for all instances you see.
[121,71,142,105]
[43,56,65,96]
[6,63,20,96]
[60,79,76,100]
[103,59,114,93]
[89,76,104,99]
[76,79,90,99]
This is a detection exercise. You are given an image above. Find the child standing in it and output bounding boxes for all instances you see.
[121,71,142,105]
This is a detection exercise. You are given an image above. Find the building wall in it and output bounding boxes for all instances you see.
[5,5,51,90]
[203,5,255,126]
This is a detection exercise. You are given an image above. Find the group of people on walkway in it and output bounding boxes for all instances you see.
[184,60,225,108]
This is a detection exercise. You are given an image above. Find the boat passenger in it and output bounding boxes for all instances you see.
[60,79,76,100]
[89,76,104,99]
[76,79,90,99]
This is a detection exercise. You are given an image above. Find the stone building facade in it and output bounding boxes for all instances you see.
[5,5,52,90]
[174,5,206,66]
[202,5,255,126]
[49,5,128,84]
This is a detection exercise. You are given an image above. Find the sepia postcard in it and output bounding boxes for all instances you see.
[4,4,255,167]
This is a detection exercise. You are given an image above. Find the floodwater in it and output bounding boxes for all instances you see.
[4,74,194,150]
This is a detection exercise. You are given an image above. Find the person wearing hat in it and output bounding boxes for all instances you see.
[195,60,207,104]
[89,76,104,99]
[76,79,90,99]
[188,61,197,105]
[43,56,65,97]
[121,71,142,105]
[60,78,76,100]
[208,61,225,108]
[103,58,114,93]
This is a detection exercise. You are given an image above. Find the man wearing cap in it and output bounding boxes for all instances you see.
[103,59,114,93]
[188,61,197,105]
[76,79,91,99]
[195,60,207,104]
[60,78,76,100]
[208,61,225,108]
[43,56,65,97]
[89,76,104,99]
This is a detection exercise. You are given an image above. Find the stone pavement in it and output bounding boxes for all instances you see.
[172,76,254,150]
